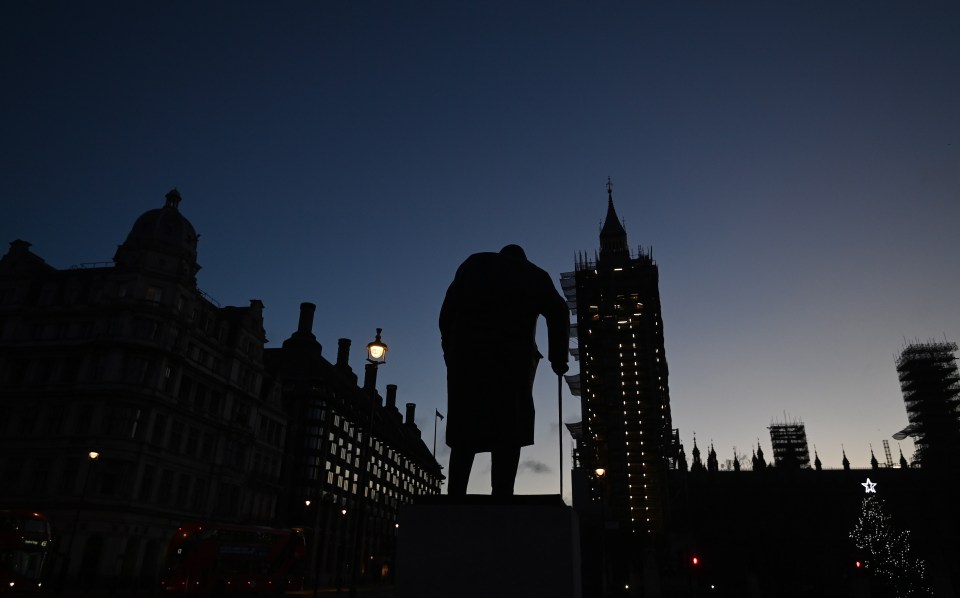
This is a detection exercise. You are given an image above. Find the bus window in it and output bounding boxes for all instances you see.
[159,522,305,594]
[0,510,53,591]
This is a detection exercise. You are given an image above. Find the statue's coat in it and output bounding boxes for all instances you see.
[440,250,569,451]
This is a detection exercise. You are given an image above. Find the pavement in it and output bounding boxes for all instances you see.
[8,585,394,598]
[289,586,394,597]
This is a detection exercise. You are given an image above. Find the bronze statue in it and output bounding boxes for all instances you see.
[440,244,569,496]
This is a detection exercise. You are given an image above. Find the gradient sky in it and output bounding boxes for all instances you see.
[3,2,959,498]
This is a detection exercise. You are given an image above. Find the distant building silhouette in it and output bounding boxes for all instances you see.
[894,341,960,470]
[706,442,718,473]
[0,190,441,590]
[769,420,811,469]
[691,437,704,472]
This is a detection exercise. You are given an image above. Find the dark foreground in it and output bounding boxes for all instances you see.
[7,586,394,598]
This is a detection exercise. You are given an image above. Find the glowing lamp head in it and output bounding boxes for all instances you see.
[595,468,606,478]
[366,328,388,365]
[88,451,100,461]
[304,500,311,507]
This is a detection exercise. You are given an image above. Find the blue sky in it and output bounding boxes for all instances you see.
[3,1,959,497]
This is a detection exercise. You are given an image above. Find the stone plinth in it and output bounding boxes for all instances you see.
[396,495,581,598]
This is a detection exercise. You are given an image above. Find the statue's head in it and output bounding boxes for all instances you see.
[499,244,527,260]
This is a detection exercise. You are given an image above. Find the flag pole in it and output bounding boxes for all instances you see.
[433,409,443,458]
[558,373,564,499]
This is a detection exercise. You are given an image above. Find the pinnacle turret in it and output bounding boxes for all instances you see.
[599,177,629,256]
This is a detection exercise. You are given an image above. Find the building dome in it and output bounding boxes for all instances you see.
[122,189,198,262]
[114,189,201,283]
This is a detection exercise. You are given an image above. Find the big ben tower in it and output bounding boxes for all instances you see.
[562,179,676,536]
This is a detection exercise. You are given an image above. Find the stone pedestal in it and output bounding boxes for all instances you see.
[396,495,581,598]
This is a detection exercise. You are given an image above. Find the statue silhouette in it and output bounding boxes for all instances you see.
[440,244,569,496]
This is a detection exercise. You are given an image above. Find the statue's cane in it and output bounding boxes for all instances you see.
[558,373,564,499]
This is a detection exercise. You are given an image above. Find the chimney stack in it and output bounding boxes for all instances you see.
[405,403,416,426]
[363,363,378,393]
[336,338,351,368]
[296,302,316,336]
[386,384,398,410]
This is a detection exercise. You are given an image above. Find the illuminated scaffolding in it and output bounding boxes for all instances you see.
[894,342,960,468]
[768,420,811,469]
[562,180,677,536]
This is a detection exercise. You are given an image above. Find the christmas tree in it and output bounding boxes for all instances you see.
[850,483,930,598]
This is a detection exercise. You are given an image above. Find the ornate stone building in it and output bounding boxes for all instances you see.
[0,189,441,591]
[0,190,283,589]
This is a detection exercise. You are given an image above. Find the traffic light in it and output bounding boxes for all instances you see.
[691,555,700,567]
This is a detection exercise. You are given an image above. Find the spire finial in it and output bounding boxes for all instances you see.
[165,188,182,209]
[599,177,628,256]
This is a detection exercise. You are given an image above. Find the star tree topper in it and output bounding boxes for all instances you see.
[861,478,877,493]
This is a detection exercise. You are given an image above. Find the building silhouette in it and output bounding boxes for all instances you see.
[266,303,443,586]
[894,341,960,470]
[563,179,677,534]
[563,182,959,597]
[0,190,441,590]
[667,426,957,595]
[563,180,679,594]
[768,420,811,469]
[0,190,282,589]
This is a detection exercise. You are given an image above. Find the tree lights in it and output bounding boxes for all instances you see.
[849,481,930,597]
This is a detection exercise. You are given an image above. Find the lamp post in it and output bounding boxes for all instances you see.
[594,467,607,598]
[305,384,336,597]
[58,451,100,593]
[305,491,334,595]
[366,329,388,365]
[348,329,388,597]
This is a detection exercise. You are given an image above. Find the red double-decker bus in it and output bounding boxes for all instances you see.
[159,522,305,594]
[0,510,52,593]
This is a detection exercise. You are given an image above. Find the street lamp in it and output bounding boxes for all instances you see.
[59,450,101,592]
[594,467,607,598]
[350,329,388,597]
[366,329,388,364]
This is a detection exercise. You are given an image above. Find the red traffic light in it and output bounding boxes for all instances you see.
[692,556,700,566]
[855,560,862,569]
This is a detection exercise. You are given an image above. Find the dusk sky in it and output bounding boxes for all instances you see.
[4,2,958,498]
